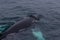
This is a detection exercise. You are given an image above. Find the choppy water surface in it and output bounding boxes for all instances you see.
[0,0,60,40]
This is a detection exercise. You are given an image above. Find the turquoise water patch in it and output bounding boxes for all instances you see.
[31,28,45,40]
[0,24,10,33]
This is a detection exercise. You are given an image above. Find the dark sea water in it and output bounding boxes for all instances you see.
[0,0,60,40]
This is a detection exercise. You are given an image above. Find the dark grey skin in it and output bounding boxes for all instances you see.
[0,17,36,39]
[0,14,43,39]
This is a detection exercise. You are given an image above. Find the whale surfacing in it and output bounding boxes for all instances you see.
[0,14,43,39]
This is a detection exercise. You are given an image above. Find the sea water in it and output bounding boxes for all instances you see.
[0,24,10,33]
[31,27,45,40]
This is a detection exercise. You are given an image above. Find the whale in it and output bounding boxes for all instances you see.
[0,14,43,39]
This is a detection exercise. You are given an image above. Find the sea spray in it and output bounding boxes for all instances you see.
[31,28,45,40]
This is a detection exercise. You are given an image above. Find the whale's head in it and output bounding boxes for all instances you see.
[28,14,44,21]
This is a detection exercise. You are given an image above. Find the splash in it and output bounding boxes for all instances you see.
[31,28,45,40]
